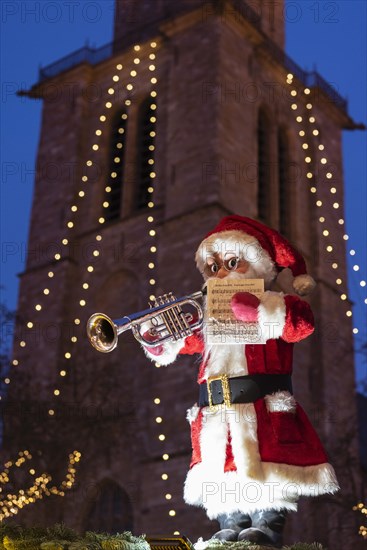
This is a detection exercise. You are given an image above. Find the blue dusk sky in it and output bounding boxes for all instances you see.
[0,1,366,391]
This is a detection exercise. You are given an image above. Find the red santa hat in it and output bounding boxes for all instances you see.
[195,215,316,296]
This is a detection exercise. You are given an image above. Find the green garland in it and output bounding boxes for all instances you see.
[0,525,150,550]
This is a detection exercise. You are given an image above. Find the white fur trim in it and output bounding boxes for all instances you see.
[186,404,200,424]
[142,337,184,366]
[265,391,296,413]
[183,403,339,519]
[257,291,286,340]
[195,230,277,286]
[293,273,316,296]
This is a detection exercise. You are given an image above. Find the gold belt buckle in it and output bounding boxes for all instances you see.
[207,374,232,410]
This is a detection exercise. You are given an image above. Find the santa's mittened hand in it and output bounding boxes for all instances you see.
[230,292,260,322]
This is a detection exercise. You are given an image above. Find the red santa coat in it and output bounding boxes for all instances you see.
[144,291,339,518]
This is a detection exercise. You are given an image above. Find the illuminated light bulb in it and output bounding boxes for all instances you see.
[287,73,294,79]
[154,398,160,404]
[122,113,128,119]
[318,144,324,150]
[299,130,305,137]
[149,65,156,72]
[155,417,162,423]
[159,435,166,441]
[79,191,85,197]
[304,88,311,94]
[55,253,61,260]
[12,360,18,366]
[162,454,169,461]
[148,263,155,269]
[116,63,123,70]
[48,410,55,416]
[79,300,86,306]
[93,250,100,257]
[150,279,156,285]
[74,318,81,325]
[150,246,157,252]
[116,143,123,149]
[62,239,68,245]
[332,263,338,269]
[174,532,180,536]
[310,187,317,193]
[67,221,74,228]
[307,172,313,179]
[65,352,71,359]
[99,217,105,224]
[60,370,67,377]
[86,160,93,166]
[350,250,356,256]
[323,230,329,236]
[149,294,155,301]
[95,130,102,136]
[27,322,33,328]
[100,115,106,122]
[320,158,327,164]
[150,117,156,123]
[127,84,133,91]
[134,44,141,51]
[113,75,119,82]
[96,235,102,241]
[162,473,169,480]
[149,53,156,60]
[105,102,112,109]
[48,271,54,277]
[114,157,121,163]
[291,104,297,110]
[103,201,109,208]
[309,116,315,123]
[134,58,140,64]
[35,304,42,311]
[330,187,336,193]
[353,265,360,271]
[147,216,154,222]
[87,266,94,272]
[130,70,137,77]
[71,336,77,343]
[151,90,157,97]
[305,157,311,163]
[326,246,333,252]
[108,88,115,95]
[148,186,154,192]
[20,341,26,348]
[365,298,367,305]
[71,206,78,212]
[150,172,156,179]
[43,288,50,295]
[336,278,342,285]
[169,510,176,517]
[54,389,60,396]
[151,77,157,84]
[353,328,359,334]
[312,129,320,137]
[316,200,322,207]
[150,104,157,111]
[148,159,155,165]
[296,116,302,122]
[359,280,366,287]
[148,201,154,208]
[346,311,352,317]
[338,218,344,224]
[165,493,172,499]
[151,41,157,48]
[340,294,347,300]
[4,378,10,384]
[125,99,131,106]
[149,230,156,236]
[306,103,312,109]
[333,202,339,209]
[82,176,88,182]
[291,90,297,96]
[155,363,161,368]
[326,173,333,179]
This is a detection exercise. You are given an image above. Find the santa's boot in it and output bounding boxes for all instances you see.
[238,509,287,548]
[212,512,251,541]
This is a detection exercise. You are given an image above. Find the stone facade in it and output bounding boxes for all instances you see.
[3,1,364,547]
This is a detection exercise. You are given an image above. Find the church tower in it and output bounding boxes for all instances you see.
[4,1,364,547]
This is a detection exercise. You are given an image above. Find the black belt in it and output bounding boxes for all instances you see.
[199,374,293,408]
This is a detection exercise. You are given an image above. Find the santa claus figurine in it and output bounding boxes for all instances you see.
[142,215,339,547]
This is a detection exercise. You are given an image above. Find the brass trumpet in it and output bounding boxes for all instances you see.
[87,290,204,353]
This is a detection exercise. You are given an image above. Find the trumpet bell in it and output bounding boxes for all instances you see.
[87,313,118,353]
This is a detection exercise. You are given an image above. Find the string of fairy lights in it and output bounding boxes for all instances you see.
[286,73,366,326]
[285,72,366,539]
[0,450,81,520]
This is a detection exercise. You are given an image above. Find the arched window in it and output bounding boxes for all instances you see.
[135,97,156,210]
[278,127,291,237]
[257,108,271,223]
[84,480,133,533]
[104,109,128,222]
